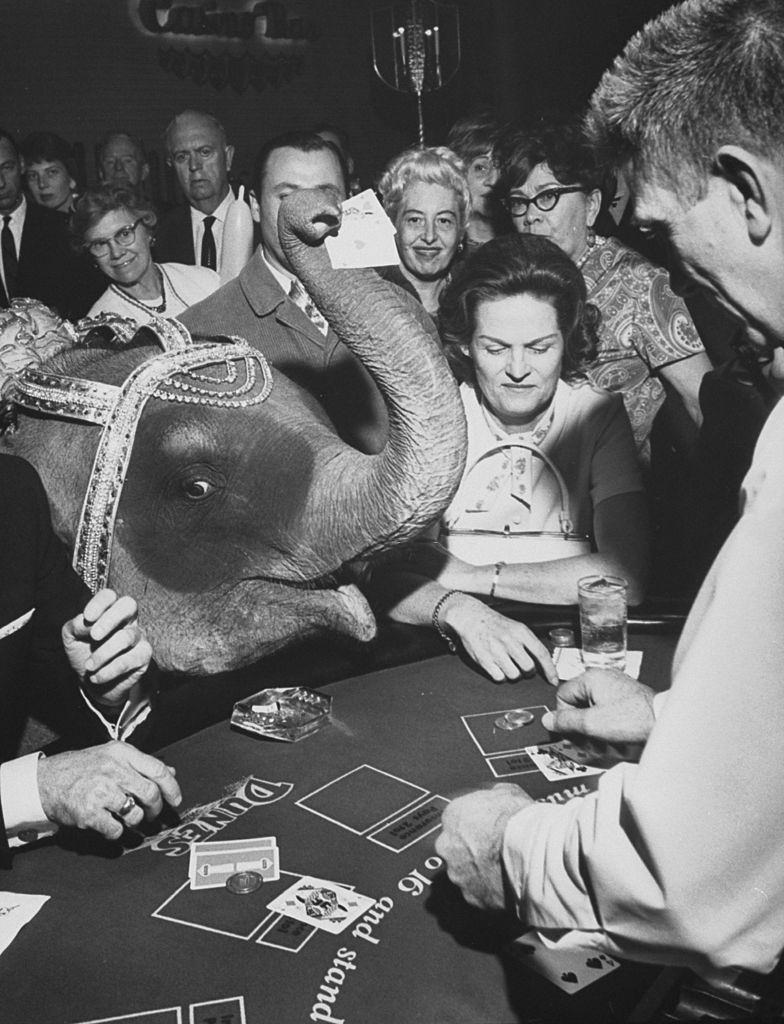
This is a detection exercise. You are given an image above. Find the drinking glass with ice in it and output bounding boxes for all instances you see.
[578,575,628,670]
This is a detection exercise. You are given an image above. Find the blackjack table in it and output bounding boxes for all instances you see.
[4,624,683,1024]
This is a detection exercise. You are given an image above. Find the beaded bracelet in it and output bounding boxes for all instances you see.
[432,589,462,654]
[489,561,505,600]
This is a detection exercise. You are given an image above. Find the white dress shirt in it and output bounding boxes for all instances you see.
[502,397,784,978]
[189,190,233,273]
[0,195,26,299]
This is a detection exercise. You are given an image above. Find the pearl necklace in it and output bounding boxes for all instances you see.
[575,234,606,270]
[110,264,167,314]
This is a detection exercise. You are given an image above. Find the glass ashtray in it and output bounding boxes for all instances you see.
[231,686,332,743]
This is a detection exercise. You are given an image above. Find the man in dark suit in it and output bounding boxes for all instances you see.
[153,110,235,273]
[0,128,102,320]
[0,454,181,866]
[180,131,436,456]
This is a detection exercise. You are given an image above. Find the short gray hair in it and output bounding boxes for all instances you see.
[377,146,471,230]
[587,0,784,201]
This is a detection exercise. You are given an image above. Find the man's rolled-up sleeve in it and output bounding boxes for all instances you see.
[501,496,784,978]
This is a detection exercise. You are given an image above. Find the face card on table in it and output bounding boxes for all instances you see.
[267,876,375,934]
[296,764,428,834]
[525,741,605,783]
[507,931,620,993]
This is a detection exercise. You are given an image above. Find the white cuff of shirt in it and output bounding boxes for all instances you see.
[1,752,54,844]
[652,689,669,718]
[79,689,152,741]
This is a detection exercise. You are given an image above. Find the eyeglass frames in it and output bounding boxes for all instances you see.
[85,217,145,258]
[504,185,588,218]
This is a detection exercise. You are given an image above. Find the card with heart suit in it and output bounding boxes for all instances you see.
[507,931,621,993]
[188,837,279,891]
[266,875,375,934]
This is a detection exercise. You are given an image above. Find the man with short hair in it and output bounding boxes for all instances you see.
[436,0,784,978]
[154,110,235,273]
[181,130,398,454]
[97,132,150,192]
[0,128,101,319]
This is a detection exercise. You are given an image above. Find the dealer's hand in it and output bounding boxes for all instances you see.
[37,741,181,840]
[441,593,558,685]
[542,668,657,743]
[436,783,534,911]
[61,589,152,707]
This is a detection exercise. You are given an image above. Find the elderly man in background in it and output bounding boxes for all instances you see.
[154,110,235,275]
[97,132,150,193]
[436,0,784,979]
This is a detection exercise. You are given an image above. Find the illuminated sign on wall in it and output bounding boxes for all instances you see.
[128,1,319,90]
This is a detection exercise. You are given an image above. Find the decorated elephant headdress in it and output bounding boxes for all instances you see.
[1,305,273,593]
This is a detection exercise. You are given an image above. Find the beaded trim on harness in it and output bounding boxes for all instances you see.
[4,316,273,593]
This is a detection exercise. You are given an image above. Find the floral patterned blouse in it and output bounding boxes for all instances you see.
[580,235,704,461]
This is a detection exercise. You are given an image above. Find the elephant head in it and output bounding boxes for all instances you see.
[1,190,466,673]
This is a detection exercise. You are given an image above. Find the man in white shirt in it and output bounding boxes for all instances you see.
[181,130,392,455]
[154,110,235,274]
[436,0,784,978]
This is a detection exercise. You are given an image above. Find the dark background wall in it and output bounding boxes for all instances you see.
[0,0,674,199]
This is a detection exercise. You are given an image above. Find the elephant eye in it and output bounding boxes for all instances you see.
[182,478,214,500]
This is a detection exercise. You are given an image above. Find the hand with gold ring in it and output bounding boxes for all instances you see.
[37,741,181,840]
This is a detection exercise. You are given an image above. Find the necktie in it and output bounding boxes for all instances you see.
[289,278,329,336]
[1,215,18,306]
[201,215,217,271]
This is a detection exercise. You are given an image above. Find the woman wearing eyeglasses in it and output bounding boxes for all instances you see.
[72,187,220,324]
[497,121,711,464]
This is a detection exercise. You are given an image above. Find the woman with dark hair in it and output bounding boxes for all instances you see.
[369,234,648,682]
[21,132,79,215]
[498,121,710,463]
[72,187,220,323]
[446,111,506,252]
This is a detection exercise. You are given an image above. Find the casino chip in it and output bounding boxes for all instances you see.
[495,709,535,730]
[226,870,263,895]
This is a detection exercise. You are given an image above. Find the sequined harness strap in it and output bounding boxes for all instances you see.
[74,339,272,592]
[5,317,273,593]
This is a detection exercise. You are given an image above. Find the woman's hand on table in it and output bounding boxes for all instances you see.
[542,668,657,742]
[441,594,558,685]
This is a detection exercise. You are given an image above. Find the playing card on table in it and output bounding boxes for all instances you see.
[189,836,279,891]
[524,741,606,782]
[553,647,643,681]
[325,189,400,268]
[507,930,620,993]
[267,875,375,934]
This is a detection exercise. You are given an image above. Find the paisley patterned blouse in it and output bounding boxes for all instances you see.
[580,235,704,461]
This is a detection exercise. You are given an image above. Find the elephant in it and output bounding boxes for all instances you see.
[0,189,467,674]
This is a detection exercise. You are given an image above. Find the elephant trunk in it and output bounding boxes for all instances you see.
[278,189,466,564]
